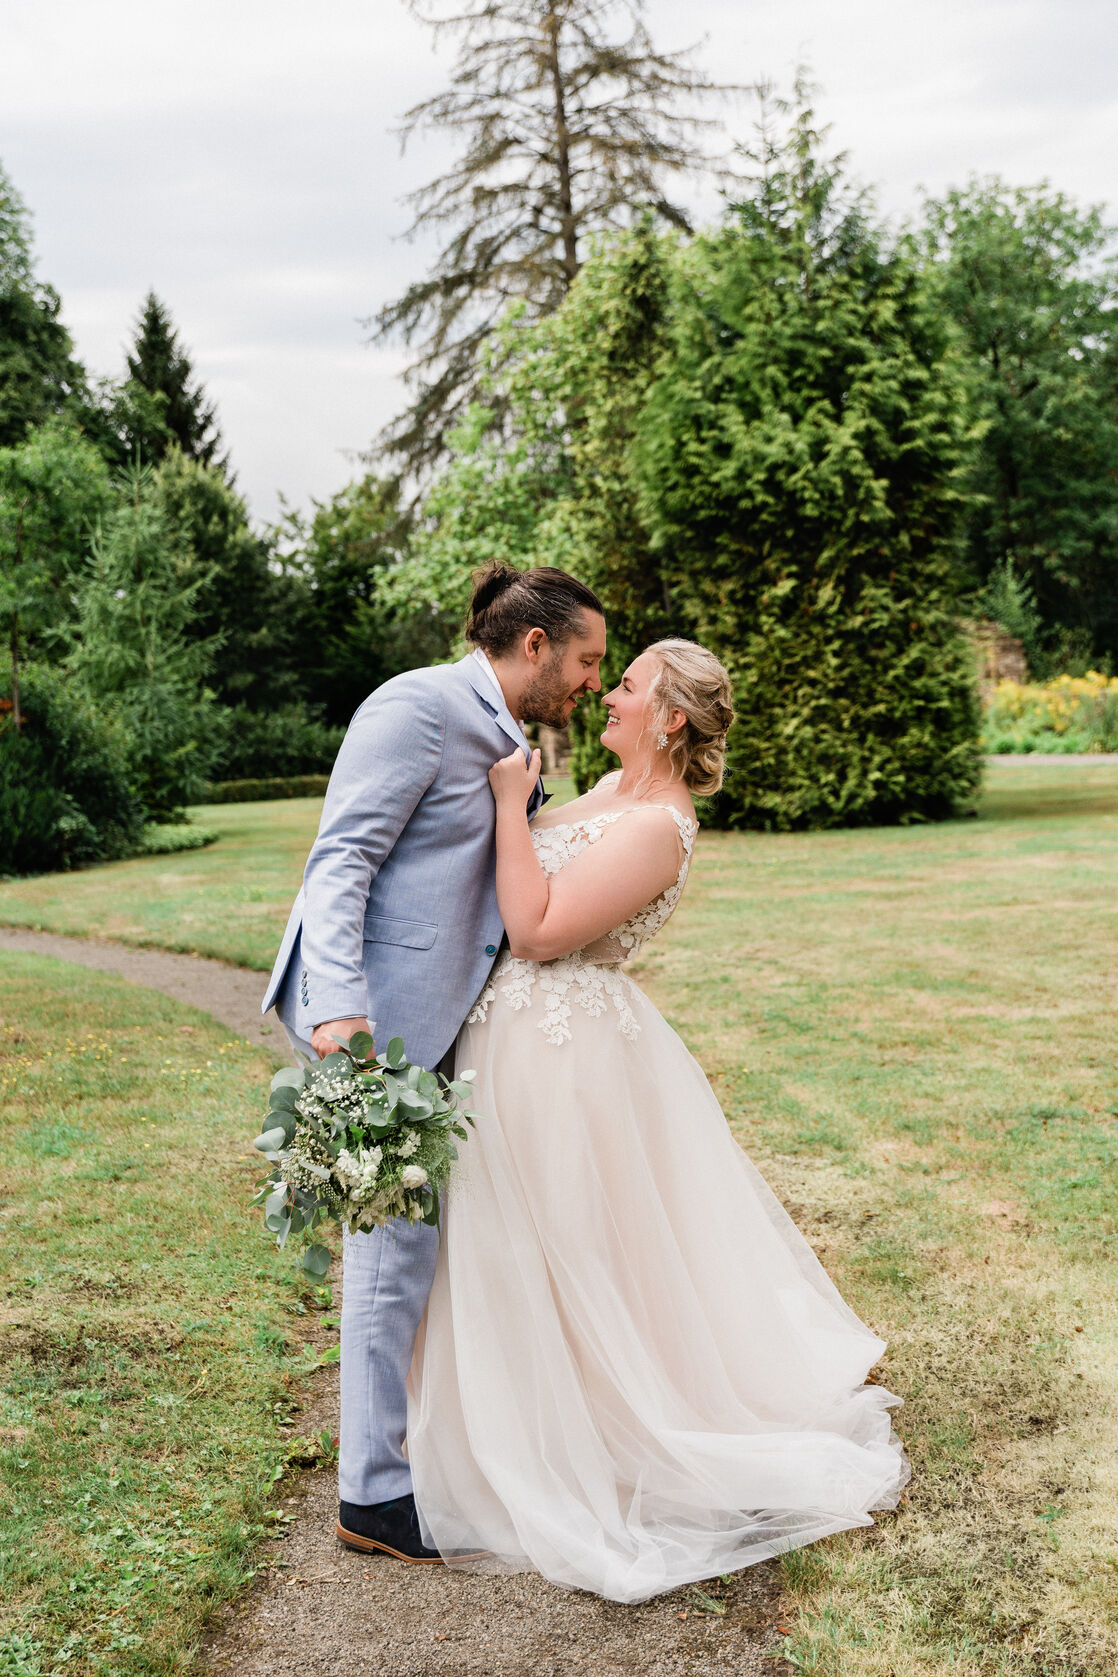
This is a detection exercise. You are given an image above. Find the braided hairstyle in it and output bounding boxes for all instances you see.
[465,564,604,655]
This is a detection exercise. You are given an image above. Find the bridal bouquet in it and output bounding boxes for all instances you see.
[251,1029,479,1280]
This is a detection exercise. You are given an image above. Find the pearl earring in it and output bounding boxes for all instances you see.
[655,731,669,750]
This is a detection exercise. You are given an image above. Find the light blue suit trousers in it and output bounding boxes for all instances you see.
[283,1021,439,1505]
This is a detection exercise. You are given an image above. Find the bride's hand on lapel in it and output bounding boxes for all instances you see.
[489,748,541,811]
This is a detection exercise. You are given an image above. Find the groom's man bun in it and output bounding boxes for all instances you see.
[466,563,604,657]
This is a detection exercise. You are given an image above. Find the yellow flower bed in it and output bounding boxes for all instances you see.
[983,671,1118,752]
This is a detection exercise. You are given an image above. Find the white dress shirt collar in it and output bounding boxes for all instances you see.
[472,647,510,711]
[472,647,531,752]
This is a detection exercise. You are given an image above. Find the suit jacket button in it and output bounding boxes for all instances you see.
[485,944,497,956]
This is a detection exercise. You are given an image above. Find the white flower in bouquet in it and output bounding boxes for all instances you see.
[336,1144,384,1198]
[400,1164,429,1190]
[397,1129,421,1159]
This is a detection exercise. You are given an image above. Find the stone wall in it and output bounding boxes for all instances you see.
[967,619,1028,702]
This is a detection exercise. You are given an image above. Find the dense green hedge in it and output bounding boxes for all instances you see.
[202,775,330,804]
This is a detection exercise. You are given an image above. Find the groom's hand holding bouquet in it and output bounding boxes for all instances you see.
[310,1015,372,1060]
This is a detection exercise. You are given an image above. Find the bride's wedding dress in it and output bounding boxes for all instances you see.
[406,793,909,1603]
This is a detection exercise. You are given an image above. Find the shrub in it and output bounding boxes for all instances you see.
[210,704,344,781]
[982,672,1118,754]
[0,665,144,874]
[135,821,219,854]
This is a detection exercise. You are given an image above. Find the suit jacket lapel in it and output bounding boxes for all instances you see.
[458,654,548,814]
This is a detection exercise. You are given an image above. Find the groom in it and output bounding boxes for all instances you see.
[262,564,606,1561]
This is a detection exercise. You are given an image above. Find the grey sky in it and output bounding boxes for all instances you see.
[2,0,1115,524]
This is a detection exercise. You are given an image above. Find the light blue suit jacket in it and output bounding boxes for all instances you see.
[262,654,546,1069]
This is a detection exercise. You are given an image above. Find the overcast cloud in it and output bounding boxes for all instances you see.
[2,0,1116,523]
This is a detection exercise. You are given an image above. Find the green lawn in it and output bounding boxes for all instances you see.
[2,762,1116,1672]
[0,958,331,1677]
[631,759,1118,1675]
[0,778,578,969]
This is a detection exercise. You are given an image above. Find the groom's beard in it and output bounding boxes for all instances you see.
[519,651,582,731]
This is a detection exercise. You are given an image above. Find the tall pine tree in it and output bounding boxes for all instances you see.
[369,0,740,481]
[119,292,226,470]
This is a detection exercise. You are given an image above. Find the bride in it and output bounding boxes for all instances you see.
[406,638,909,1603]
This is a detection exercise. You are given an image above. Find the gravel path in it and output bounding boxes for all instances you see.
[0,925,280,1049]
[198,1354,788,1677]
[5,924,788,1675]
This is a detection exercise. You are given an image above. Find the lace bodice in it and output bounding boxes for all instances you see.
[467,799,696,1045]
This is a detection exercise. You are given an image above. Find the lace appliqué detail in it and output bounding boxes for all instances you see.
[466,804,695,1046]
[470,951,642,1045]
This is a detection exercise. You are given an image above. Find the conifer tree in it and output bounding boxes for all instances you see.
[370,0,739,480]
[121,292,226,470]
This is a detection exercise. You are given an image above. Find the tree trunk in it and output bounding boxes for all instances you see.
[545,10,579,288]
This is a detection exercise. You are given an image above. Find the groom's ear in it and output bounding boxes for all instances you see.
[522,627,549,664]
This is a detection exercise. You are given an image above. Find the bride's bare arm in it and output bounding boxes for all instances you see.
[489,750,682,962]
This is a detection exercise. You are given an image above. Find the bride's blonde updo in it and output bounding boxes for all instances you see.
[645,639,735,796]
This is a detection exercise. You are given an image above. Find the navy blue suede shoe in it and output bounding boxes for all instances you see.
[337,1493,444,1562]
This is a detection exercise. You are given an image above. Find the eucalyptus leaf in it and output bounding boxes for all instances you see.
[271,1067,305,1092]
[397,1089,433,1118]
[253,1126,288,1155]
[385,1037,406,1069]
[348,1031,374,1062]
[300,1244,333,1279]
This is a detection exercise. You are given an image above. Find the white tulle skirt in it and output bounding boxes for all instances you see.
[407,966,909,1603]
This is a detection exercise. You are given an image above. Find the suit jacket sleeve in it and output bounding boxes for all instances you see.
[299,675,446,1027]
